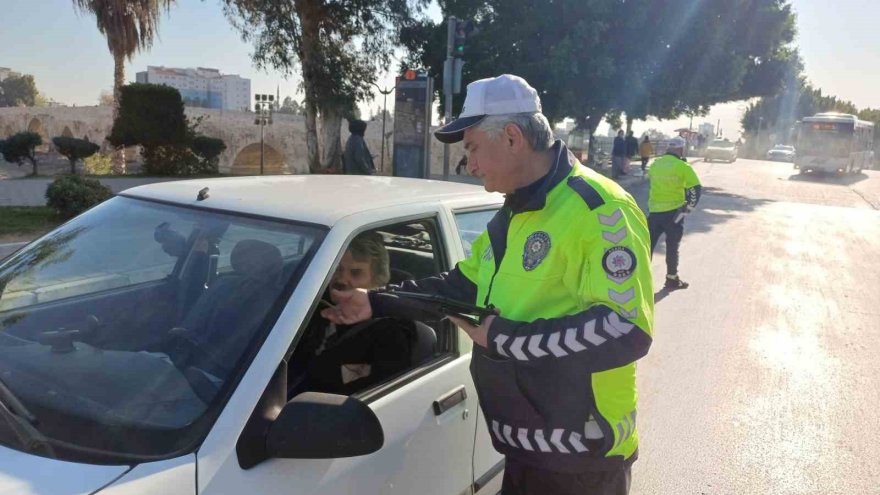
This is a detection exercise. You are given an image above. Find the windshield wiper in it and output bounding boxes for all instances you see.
[0,376,55,456]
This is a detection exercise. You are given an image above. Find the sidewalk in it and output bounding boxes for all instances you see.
[0,177,179,207]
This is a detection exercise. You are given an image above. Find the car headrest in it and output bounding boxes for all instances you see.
[231,239,283,284]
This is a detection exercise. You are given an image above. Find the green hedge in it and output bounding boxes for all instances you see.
[45,175,113,219]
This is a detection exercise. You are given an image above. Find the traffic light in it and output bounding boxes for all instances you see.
[451,19,475,58]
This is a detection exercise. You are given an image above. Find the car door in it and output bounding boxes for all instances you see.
[197,205,480,495]
[446,202,507,494]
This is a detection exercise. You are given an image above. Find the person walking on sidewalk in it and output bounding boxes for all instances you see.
[638,136,654,177]
[646,136,701,290]
[625,130,639,175]
[343,119,376,175]
[611,130,627,179]
[323,74,654,495]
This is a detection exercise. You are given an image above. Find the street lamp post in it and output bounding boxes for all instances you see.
[371,82,396,174]
[254,93,275,175]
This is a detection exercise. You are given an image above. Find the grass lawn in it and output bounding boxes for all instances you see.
[0,207,61,239]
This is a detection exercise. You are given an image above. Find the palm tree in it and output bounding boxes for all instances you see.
[73,0,174,172]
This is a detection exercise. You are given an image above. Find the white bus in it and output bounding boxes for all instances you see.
[795,113,875,174]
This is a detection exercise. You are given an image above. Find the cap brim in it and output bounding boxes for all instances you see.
[434,115,486,144]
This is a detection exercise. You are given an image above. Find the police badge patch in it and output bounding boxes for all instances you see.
[523,232,551,271]
[602,246,636,279]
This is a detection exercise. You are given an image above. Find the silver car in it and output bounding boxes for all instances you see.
[767,144,796,162]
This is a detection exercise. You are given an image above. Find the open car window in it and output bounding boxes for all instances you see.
[288,218,454,399]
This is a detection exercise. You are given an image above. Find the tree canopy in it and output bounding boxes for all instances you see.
[402,0,799,133]
[52,137,101,174]
[222,0,429,171]
[0,74,39,107]
[741,79,858,135]
[0,132,43,176]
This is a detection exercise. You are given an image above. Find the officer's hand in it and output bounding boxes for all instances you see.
[448,314,496,348]
[321,289,372,325]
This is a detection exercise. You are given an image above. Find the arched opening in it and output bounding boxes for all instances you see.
[61,126,73,138]
[231,143,285,175]
[27,117,49,152]
[27,118,41,133]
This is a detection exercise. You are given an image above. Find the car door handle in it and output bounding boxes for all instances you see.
[433,386,467,416]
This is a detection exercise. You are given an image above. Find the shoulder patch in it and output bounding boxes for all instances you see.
[602,246,636,280]
[567,176,605,210]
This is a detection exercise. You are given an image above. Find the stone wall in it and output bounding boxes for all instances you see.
[0,106,464,177]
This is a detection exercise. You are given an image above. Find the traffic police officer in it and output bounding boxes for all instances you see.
[323,75,654,495]
[646,136,702,289]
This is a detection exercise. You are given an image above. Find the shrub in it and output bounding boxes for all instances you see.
[191,136,226,174]
[108,83,188,149]
[45,175,113,219]
[82,153,113,175]
[0,132,42,175]
[141,144,201,176]
[52,136,100,174]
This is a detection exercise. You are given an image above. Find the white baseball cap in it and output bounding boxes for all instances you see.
[435,74,542,144]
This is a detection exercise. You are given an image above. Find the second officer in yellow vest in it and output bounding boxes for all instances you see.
[646,136,702,289]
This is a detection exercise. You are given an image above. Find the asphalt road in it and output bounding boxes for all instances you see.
[629,159,880,494]
[2,159,879,494]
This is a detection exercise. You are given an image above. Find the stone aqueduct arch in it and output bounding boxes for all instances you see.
[0,106,432,175]
[230,143,286,175]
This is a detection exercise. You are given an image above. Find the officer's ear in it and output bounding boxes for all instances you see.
[503,123,526,152]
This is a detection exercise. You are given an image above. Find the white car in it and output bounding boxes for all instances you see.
[704,140,738,163]
[766,144,796,162]
[0,176,505,495]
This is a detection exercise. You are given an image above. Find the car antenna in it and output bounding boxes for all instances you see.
[197,187,210,201]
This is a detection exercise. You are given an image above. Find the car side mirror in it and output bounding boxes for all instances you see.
[266,392,384,459]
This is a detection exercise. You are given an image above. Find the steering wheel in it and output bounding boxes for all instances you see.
[164,327,229,378]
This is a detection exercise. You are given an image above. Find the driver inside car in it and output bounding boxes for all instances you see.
[290,232,414,396]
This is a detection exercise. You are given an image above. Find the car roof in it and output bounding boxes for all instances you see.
[120,175,501,226]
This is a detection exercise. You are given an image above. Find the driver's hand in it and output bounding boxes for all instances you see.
[321,289,372,324]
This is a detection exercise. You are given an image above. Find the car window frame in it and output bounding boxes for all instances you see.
[451,206,502,258]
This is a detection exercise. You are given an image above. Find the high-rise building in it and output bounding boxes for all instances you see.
[135,66,251,111]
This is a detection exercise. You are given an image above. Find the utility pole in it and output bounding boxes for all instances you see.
[371,82,396,174]
[442,17,457,181]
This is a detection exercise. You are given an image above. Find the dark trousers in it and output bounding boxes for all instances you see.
[648,210,684,276]
[501,458,631,495]
[640,157,649,172]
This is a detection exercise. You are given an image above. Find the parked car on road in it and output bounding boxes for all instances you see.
[766,144,796,162]
[704,139,738,163]
[0,176,508,495]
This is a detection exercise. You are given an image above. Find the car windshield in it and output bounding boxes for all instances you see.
[772,145,794,151]
[0,196,324,463]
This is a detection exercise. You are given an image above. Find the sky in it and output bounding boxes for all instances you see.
[1,0,878,140]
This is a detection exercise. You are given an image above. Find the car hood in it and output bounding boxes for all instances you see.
[0,445,130,495]
[707,147,735,152]
[769,150,794,154]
